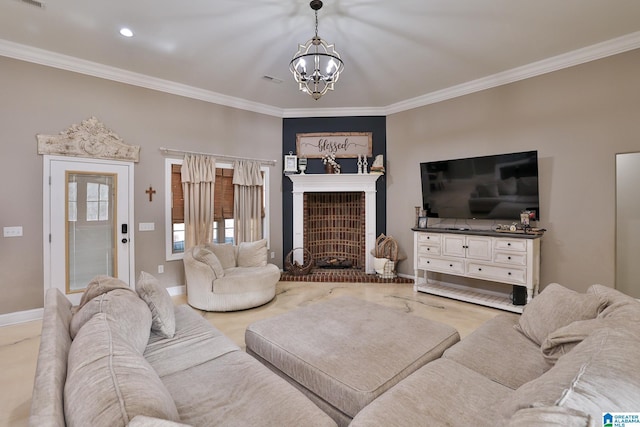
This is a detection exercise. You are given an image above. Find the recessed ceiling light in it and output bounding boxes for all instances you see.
[119,28,134,38]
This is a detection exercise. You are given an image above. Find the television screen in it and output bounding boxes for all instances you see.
[420,150,540,221]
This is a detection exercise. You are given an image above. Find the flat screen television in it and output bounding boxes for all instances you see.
[420,150,540,221]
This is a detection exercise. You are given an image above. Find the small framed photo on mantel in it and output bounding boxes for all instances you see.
[283,153,298,174]
[418,216,428,229]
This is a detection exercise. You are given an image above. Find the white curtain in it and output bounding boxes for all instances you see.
[181,154,216,249]
[233,160,263,243]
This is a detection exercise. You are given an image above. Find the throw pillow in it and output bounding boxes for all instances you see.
[136,271,176,339]
[501,327,640,421]
[70,288,152,353]
[587,284,639,317]
[514,283,606,346]
[193,246,225,278]
[76,275,134,312]
[237,239,268,267]
[65,314,181,427]
[205,243,237,269]
[540,319,602,365]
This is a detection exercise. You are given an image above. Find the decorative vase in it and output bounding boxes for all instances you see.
[324,163,334,174]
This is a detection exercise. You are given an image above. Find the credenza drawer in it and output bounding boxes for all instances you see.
[466,262,526,284]
[418,244,441,256]
[494,252,527,266]
[417,233,441,244]
[493,239,527,252]
[418,256,464,275]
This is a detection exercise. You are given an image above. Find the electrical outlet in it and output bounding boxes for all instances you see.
[158,265,164,274]
[3,226,23,237]
[270,251,275,259]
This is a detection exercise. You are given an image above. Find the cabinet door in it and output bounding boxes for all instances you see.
[466,236,492,261]
[442,235,466,257]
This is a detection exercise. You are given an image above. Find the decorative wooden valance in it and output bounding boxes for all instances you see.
[37,116,140,162]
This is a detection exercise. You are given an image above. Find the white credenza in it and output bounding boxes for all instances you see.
[413,229,542,313]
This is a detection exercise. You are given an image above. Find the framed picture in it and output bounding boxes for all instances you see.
[418,216,428,229]
[296,132,372,158]
[284,153,298,173]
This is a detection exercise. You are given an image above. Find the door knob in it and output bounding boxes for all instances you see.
[122,238,128,244]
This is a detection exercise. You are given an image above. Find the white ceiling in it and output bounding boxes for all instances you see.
[2,0,640,117]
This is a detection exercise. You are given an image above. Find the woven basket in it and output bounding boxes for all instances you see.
[284,247,314,275]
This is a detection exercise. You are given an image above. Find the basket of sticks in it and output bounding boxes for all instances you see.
[284,247,314,276]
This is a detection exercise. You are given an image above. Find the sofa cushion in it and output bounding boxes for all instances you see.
[136,271,176,339]
[144,305,239,378]
[508,406,594,427]
[127,416,192,427]
[515,283,605,346]
[350,358,512,427]
[205,243,237,269]
[192,246,224,278]
[500,327,640,421]
[70,288,152,353]
[237,239,268,267]
[443,313,549,389]
[65,313,180,427]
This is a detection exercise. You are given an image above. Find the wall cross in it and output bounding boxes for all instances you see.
[145,186,156,202]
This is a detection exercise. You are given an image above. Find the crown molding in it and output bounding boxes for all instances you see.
[282,106,387,118]
[0,39,284,118]
[2,31,640,119]
[385,31,640,115]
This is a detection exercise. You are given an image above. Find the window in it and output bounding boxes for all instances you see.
[164,158,270,260]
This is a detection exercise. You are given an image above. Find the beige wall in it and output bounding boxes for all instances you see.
[387,48,640,293]
[2,47,639,316]
[0,56,283,315]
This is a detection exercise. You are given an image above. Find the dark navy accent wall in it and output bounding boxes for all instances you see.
[282,116,387,265]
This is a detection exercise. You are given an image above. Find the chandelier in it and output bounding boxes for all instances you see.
[290,0,344,100]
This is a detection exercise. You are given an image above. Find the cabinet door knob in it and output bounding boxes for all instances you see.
[478,268,482,271]
[507,243,511,246]
[449,264,453,267]
[508,256,511,260]
[508,272,512,276]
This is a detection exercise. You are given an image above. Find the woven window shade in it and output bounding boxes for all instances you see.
[171,164,184,224]
[215,169,234,221]
[171,165,235,224]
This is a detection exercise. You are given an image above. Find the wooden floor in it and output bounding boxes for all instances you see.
[0,281,502,427]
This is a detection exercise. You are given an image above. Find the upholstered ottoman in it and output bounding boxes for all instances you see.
[245,296,460,426]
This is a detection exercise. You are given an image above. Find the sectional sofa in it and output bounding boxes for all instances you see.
[31,274,640,426]
[29,274,336,427]
[350,283,640,426]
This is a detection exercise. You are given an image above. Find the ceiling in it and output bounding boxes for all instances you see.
[2,0,640,116]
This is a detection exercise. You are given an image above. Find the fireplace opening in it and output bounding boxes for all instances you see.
[304,192,365,269]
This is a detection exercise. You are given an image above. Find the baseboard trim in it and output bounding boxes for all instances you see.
[167,285,186,297]
[0,285,186,327]
[0,307,44,327]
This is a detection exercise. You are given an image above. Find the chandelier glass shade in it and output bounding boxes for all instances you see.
[290,0,344,100]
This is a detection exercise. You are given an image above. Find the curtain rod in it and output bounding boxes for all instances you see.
[159,147,277,166]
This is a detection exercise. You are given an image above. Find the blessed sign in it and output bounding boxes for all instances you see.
[296,132,372,158]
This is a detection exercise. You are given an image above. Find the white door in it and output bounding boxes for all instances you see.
[44,156,134,304]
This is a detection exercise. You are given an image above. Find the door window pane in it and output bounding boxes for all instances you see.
[67,172,116,292]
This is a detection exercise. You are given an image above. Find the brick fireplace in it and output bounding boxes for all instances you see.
[304,192,366,268]
[288,174,381,274]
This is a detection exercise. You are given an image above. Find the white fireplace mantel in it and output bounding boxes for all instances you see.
[288,173,382,273]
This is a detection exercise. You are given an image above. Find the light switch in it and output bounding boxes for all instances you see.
[3,226,23,237]
[139,222,155,231]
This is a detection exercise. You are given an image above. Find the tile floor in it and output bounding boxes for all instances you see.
[0,281,502,427]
